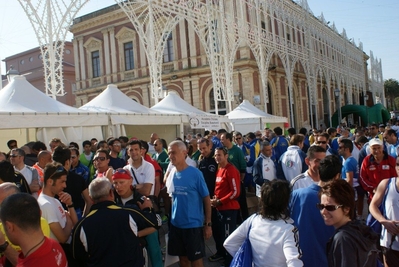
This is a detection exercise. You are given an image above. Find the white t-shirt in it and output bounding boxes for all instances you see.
[37,193,67,242]
[124,158,155,195]
[262,157,276,182]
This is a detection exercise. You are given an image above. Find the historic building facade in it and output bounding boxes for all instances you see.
[3,42,76,106]
[69,0,384,129]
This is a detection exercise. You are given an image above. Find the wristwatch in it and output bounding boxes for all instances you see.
[0,241,9,253]
[67,203,75,208]
[203,222,212,227]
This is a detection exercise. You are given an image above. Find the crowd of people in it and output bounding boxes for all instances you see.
[0,122,398,267]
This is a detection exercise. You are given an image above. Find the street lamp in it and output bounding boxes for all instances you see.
[6,66,19,82]
[334,88,341,127]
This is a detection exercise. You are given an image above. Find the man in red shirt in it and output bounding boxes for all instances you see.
[0,193,67,267]
[211,147,241,267]
[360,138,396,202]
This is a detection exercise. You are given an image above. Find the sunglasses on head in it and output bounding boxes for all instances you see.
[94,156,106,161]
[115,168,129,174]
[316,203,342,211]
[48,166,66,179]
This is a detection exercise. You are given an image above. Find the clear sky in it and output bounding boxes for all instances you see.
[1,0,398,80]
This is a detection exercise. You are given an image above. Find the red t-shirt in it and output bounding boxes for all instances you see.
[17,237,67,267]
[214,163,241,211]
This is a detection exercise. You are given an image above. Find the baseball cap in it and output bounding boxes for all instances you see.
[112,169,132,180]
[369,138,383,147]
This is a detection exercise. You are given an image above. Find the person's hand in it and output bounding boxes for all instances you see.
[381,220,399,235]
[137,197,153,210]
[210,197,218,208]
[58,191,73,206]
[203,225,212,240]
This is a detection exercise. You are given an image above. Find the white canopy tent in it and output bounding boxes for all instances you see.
[151,91,229,131]
[79,84,183,141]
[0,76,107,151]
[226,100,287,133]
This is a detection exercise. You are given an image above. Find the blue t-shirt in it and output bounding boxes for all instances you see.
[290,184,335,267]
[171,166,209,228]
[341,156,359,186]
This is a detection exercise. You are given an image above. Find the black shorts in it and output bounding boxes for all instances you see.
[168,224,205,261]
[354,185,366,199]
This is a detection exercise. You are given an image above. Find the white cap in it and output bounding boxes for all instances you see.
[369,138,383,147]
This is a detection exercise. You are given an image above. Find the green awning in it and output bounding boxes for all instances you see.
[331,103,390,126]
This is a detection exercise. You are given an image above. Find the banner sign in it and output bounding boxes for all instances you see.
[189,114,220,129]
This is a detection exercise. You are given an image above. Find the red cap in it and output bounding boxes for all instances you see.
[112,170,132,180]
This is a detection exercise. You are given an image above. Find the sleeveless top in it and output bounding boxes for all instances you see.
[382,177,399,250]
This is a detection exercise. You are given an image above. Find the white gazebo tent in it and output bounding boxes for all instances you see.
[0,76,107,151]
[226,100,287,133]
[79,84,183,141]
[151,91,229,133]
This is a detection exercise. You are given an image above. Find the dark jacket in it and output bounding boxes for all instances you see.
[327,221,379,267]
[72,201,145,267]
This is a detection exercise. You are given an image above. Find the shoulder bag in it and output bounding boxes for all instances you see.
[230,215,256,267]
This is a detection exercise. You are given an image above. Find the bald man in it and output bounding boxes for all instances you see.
[148,133,159,155]
[32,151,52,190]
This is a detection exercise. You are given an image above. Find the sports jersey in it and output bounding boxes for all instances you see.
[214,163,240,211]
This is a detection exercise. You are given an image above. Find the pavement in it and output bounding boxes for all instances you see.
[159,222,222,267]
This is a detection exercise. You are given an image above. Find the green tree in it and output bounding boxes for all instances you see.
[384,78,399,110]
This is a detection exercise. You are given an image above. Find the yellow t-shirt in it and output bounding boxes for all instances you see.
[0,217,50,251]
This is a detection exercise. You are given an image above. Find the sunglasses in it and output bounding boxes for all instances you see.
[316,203,342,211]
[115,168,129,174]
[235,137,242,140]
[9,154,20,158]
[317,141,327,144]
[94,156,106,161]
[48,166,66,179]
[113,143,121,147]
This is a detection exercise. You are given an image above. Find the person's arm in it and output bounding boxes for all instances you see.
[138,227,157,238]
[154,172,161,197]
[29,169,41,193]
[369,179,399,235]
[282,226,303,267]
[359,159,373,194]
[0,229,19,266]
[49,218,73,244]
[345,171,354,187]
[58,191,78,225]
[71,226,88,263]
[81,188,93,216]
[219,169,240,204]
[224,219,249,256]
[252,158,263,185]
[203,196,212,239]
[135,183,152,197]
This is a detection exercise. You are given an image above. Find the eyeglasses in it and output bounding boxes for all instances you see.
[9,154,20,158]
[94,156,106,161]
[48,166,66,180]
[317,141,327,144]
[316,203,342,211]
